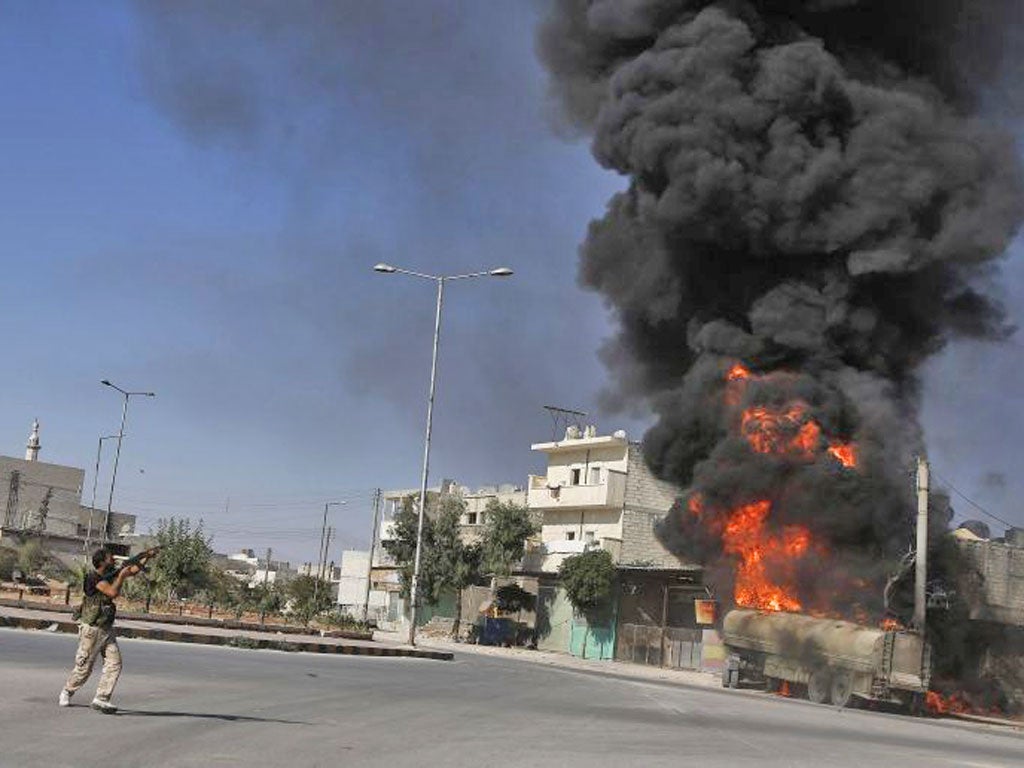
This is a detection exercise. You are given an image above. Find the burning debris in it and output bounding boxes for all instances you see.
[539,1,1023,714]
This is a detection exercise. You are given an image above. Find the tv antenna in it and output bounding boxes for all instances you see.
[543,405,587,441]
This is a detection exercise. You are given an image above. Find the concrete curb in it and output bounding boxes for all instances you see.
[0,598,372,640]
[0,615,452,661]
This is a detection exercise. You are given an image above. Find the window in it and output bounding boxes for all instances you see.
[466,512,477,525]
[584,530,596,544]
[566,531,576,541]
[589,466,601,485]
[570,468,581,485]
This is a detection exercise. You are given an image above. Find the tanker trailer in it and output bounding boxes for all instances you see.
[721,609,930,709]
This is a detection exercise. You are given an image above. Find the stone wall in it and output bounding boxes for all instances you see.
[620,444,691,569]
[958,539,1024,626]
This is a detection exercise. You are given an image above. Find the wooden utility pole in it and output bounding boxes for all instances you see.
[362,488,382,622]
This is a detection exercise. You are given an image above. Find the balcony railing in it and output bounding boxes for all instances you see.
[527,470,626,510]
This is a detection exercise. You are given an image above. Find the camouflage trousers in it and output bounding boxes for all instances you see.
[64,624,121,700]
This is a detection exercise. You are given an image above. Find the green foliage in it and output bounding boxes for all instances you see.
[0,546,16,580]
[286,574,333,623]
[495,583,535,614]
[481,500,538,578]
[319,608,371,632]
[559,549,616,614]
[380,493,484,624]
[17,539,48,575]
[149,518,214,601]
[381,494,433,600]
[425,496,480,601]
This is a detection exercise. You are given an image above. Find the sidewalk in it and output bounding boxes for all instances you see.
[0,605,452,661]
[0,597,372,639]
[410,633,719,688]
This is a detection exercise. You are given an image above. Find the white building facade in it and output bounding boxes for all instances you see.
[527,428,684,573]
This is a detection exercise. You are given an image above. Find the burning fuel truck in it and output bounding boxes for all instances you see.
[721,609,930,709]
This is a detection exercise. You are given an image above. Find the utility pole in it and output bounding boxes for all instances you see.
[321,527,334,581]
[314,503,343,607]
[263,547,272,587]
[913,456,929,631]
[362,488,382,622]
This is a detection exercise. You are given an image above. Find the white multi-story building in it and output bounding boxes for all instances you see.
[526,427,684,573]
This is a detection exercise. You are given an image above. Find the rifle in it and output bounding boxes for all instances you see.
[109,545,162,578]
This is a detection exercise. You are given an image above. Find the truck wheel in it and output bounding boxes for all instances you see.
[830,672,854,709]
[807,669,832,704]
[907,692,925,717]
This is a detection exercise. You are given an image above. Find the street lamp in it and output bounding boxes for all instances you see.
[100,380,155,541]
[84,434,121,555]
[373,262,513,645]
[314,500,346,607]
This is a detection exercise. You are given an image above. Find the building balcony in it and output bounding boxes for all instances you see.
[527,470,626,511]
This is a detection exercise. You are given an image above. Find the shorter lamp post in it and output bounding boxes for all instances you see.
[100,380,155,540]
[84,434,121,555]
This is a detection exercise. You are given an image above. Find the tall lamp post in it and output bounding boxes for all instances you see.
[373,262,513,645]
[84,434,121,555]
[100,380,155,541]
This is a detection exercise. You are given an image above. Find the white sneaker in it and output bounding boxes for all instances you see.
[90,698,117,714]
[58,690,72,707]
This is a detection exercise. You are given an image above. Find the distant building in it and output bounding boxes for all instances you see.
[457,483,528,544]
[0,422,137,563]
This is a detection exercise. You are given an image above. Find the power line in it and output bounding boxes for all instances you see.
[931,467,1016,530]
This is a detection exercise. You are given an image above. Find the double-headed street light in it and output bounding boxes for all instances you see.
[100,380,155,541]
[373,262,513,646]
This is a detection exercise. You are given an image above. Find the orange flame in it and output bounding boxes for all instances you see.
[726,361,858,469]
[925,691,970,716]
[828,442,857,468]
[722,500,808,612]
[727,364,751,381]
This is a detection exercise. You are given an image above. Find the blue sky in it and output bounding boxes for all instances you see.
[0,2,1020,563]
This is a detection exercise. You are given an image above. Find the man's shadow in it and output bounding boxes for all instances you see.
[115,709,310,724]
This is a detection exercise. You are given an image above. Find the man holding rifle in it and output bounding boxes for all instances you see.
[58,545,160,713]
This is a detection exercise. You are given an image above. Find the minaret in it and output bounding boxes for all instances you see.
[25,419,41,462]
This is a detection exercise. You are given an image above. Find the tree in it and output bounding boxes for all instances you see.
[426,496,481,637]
[17,538,48,576]
[381,493,483,637]
[382,494,435,600]
[149,518,213,602]
[560,548,616,613]
[480,500,538,581]
[559,549,617,659]
[0,547,16,581]
[494,583,535,614]
[286,574,333,625]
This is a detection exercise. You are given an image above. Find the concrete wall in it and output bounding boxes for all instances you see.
[338,550,370,607]
[958,539,1024,626]
[1,456,84,535]
[619,445,690,569]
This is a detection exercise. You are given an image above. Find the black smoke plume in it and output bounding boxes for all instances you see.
[539,1,1023,616]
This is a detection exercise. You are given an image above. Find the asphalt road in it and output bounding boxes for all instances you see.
[1,628,1022,768]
